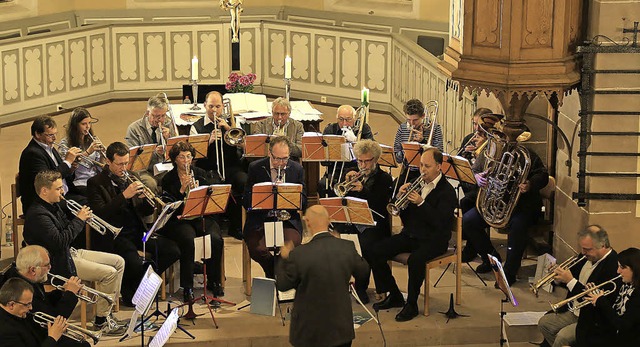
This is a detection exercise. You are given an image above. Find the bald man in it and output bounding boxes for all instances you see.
[276,206,369,347]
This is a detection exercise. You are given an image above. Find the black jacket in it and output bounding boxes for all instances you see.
[191,117,245,174]
[0,308,57,347]
[23,197,84,277]
[320,122,374,176]
[344,165,392,235]
[19,139,75,214]
[243,157,306,233]
[160,165,218,219]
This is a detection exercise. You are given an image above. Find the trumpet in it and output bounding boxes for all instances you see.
[387,176,426,216]
[530,254,585,297]
[85,132,107,162]
[30,311,102,345]
[274,166,291,221]
[49,273,115,307]
[122,171,166,208]
[273,119,286,137]
[61,196,121,238]
[550,275,622,313]
[54,142,106,170]
[185,163,197,193]
[334,170,368,197]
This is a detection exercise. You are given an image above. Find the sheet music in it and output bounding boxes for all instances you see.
[278,288,296,302]
[504,311,546,326]
[149,308,180,347]
[265,221,284,248]
[132,267,163,315]
[144,201,183,242]
[194,234,212,262]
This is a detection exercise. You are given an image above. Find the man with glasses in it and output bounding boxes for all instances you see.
[243,136,306,278]
[87,142,180,306]
[318,105,375,198]
[190,91,247,240]
[19,115,83,214]
[125,93,178,192]
[0,277,72,347]
[252,97,304,161]
[333,139,392,304]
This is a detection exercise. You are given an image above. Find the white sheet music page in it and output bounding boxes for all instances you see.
[132,267,163,315]
[194,234,212,262]
[264,221,284,248]
[149,308,180,347]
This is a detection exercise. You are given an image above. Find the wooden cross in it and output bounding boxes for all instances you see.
[623,21,639,47]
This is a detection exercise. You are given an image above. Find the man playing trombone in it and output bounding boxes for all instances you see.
[0,247,89,346]
[23,171,125,335]
[0,277,75,347]
[538,225,619,347]
[370,147,456,321]
[190,91,247,240]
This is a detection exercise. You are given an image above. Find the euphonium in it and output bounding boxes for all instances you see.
[122,171,166,208]
[49,273,115,306]
[30,311,102,345]
[222,97,246,146]
[475,115,531,229]
[386,176,426,216]
[530,254,585,297]
[60,196,121,238]
[334,170,367,197]
[549,275,622,313]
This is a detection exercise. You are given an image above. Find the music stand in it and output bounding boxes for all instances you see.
[119,267,162,343]
[179,184,235,326]
[489,254,518,347]
[165,134,209,160]
[303,133,352,197]
[148,307,180,347]
[128,144,156,171]
[378,144,398,170]
[244,134,272,158]
[401,142,423,168]
[319,197,376,227]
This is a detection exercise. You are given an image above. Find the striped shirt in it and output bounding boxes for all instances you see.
[393,121,444,164]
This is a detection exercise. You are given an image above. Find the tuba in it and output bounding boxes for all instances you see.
[475,114,531,229]
[222,97,246,146]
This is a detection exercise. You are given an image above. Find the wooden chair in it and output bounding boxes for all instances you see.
[241,208,252,295]
[391,209,463,316]
[11,174,25,258]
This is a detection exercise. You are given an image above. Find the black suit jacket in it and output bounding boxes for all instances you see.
[399,174,457,243]
[160,166,218,219]
[320,122,374,175]
[243,157,306,233]
[86,168,153,252]
[345,165,392,235]
[0,308,57,347]
[276,232,369,347]
[23,197,84,277]
[19,139,75,214]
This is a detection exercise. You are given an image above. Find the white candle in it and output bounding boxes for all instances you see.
[191,56,199,81]
[361,87,369,105]
[284,55,292,79]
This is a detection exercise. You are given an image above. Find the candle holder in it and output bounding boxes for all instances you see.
[190,79,201,110]
[284,78,291,101]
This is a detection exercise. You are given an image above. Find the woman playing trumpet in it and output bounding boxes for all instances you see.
[575,247,640,347]
[159,141,225,303]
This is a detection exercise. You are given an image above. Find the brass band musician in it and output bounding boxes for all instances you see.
[251,97,304,161]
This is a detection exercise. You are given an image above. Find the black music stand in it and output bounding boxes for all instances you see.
[489,254,518,347]
[179,184,235,327]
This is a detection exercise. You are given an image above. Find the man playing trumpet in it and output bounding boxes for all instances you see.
[332,139,392,304]
[370,147,456,321]
[0,246,93,346]
[23,171,125,335]
[538,225,619,347]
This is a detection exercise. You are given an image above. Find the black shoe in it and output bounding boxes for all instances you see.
[461,246,478,263]
[208,299,221,308]
[120,296,134,308]
[356,290,370,305]
[206,282,224,297]
[183,288,195,303]
[372,292,405,311]
[395,303,419,322]
[476,261,493,273]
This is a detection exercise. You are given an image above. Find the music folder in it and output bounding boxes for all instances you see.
[180,184,232,220]
[402,142,423,168]
[165,133,209,160]
[244,134,272,157]
[489,254,518,306]
[128,144,156,171]
[319,197,375,226]
[251,182,303,211]
[302,133,352,162]
[378,143,398,168]
[441,153,476,185]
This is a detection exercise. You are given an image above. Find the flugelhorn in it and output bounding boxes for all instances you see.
[387,176,426,216]
[49,273,115,307]
[334,170,368,197]
[549,275,622,313]
[530,254,585,297]
[60,196,121,238]
[122,171,166,208]
[30,311,102,345]
[54,142,106,170]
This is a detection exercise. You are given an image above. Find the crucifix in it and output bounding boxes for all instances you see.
[623,21,639,47]
[220,0,243,71]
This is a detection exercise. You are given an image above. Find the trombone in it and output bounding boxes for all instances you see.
[60,196,122,238]
[549,275,622,313]
[122,171,166,208]
[530,254,585,297]
[49,273,115,307]
[54,142,106,170]
[31,311,102,345]
[222,97,246,147]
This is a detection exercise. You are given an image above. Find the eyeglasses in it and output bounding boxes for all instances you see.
[273,112,289,117]
[112,161,129,168]
[149,113,167,119]
[270,154,289,162]
[356,158,375,165]
[13,301,33,308]
[338,117,354,122]
[43,133,57,138]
